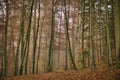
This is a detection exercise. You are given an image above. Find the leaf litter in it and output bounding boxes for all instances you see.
[1,66,120,80]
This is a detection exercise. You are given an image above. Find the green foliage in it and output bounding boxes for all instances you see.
[114,62,120,69]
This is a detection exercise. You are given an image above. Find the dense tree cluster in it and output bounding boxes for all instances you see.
[0,0,120,76]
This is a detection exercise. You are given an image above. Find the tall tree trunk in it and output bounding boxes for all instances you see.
[63,0,77,70]
[36,0,42,74]
[47,0,55,72]
[81,0,85,68]
[32,1,37,74]
[3,0,8,76]
[104,0,112,65]
[19,0,34,75]
[113,0,120,64]
[89,0,96,71]
[14,0,25,75]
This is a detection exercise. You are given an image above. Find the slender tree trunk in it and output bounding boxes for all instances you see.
[47,0,55,72]
[19,0,34,75]
[36,0,42,74]
[58,6,62,69]
[81,0,85,68]
[1,31,4,75]
[14,0,25,75]
[63,0,77,70]
[65,35,68,70]
[32,1,37,74]
[3,0,8,76]
[113,0,120,64]
[89,0,96,71]
[104,0,112,65]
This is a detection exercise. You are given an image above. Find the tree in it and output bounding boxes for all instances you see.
[36,0,41,74]
[19,0,34,75]
[47,0,55,72]
[63,0,77,70]
[3,0,9,76]
[89,0,96,71]
[113,0,120,66]
[32,0,41,74]
[104,0,112,65]
[81,0,85,68]
[14,0,26,75]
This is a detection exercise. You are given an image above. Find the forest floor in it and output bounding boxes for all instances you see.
[1,65,120,80]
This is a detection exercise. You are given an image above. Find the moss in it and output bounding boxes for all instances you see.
[114,62,120,69]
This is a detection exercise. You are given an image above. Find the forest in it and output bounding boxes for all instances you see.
[0,0,120,80]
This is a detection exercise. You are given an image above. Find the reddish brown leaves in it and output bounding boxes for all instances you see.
[3,66,120,80]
